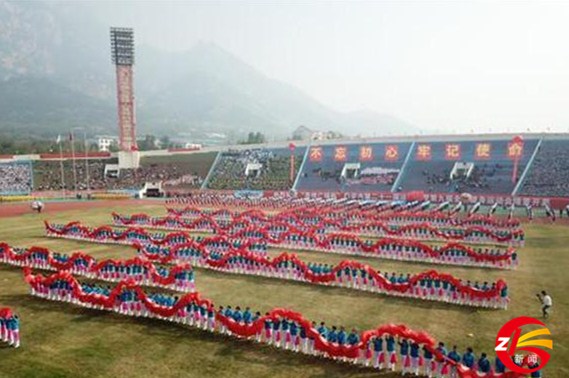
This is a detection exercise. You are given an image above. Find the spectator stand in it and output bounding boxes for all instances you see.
[396,140,539,195]
[200,151,222,190]
[511,138,543,195]
[206,147,305,191]
[518,138,569,197]
[0,161,33,196]
[295,142,412,193]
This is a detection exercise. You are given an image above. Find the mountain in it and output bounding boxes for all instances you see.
[0,1,416,141]
[0,76,114,136]
[137,43,344,138]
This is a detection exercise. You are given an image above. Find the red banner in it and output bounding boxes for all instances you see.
[415,144,432,161]
[445,143,461,160]
[309,147,323,162]
[384,145,399,161]
[334,146,348,162]
[507,141,524,160]
[359,145,373,161]
[475,143,492,160]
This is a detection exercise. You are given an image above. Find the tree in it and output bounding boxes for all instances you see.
[138,135,157,151]
[239,131,266,145]
[159,135,171,148]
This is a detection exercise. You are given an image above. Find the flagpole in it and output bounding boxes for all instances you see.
[83,130,90,195]
[58,136,66,197]
[70,130,78,194]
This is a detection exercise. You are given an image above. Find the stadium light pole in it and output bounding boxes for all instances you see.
[110,27,138,152]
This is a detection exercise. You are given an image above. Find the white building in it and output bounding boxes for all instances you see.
[97,136,118,152]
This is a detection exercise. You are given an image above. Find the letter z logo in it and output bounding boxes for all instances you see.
[495,337,510,351]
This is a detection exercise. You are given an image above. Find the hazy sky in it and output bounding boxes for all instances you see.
[88,1,569,133]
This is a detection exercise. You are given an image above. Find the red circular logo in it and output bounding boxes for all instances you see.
[495,316,552,374]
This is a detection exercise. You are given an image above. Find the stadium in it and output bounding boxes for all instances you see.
[1,4,567,378]
[1,129,567,377]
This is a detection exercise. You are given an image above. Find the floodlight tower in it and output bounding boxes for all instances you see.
[110,27,138,152]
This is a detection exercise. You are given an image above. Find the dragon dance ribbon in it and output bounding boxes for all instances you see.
[136,244,509,308]
[44,221,266,253]
[22,269,524,378]
[0,241,508,308]
[0,243,195,292]
[44,222,518,269]
[165,205,522,230]
[113,212,524,246]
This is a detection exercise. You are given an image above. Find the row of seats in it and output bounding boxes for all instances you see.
[519,140,569,197]
[206,148,305,190]
[295,143,410,193]
[9,152,216,192]
[396,140,539,194]
[1,139,568,196]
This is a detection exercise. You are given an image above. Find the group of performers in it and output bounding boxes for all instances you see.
[4,194,535,377]
[112,211,525,247]
[26,271,520,378]
[138,244,509,309]
[45,221,518,270]
[0,308,20,348]
[0,245,197,293]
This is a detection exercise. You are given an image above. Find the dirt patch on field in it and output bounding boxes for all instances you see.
[0,199,157,218]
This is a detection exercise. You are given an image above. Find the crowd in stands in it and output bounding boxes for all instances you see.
[33,160,110,191]
[414,163,510,194]
[207,148,302,190]
[32,155,211,191]
[520,140,569,197]
[107,166,203,190]
[0,163,33,194]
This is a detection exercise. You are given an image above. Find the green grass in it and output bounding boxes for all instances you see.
[0,203,568,377]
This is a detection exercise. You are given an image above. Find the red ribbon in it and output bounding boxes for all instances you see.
[0,243,194,287]
[44,221,260,252]
[113,212,523,244]
[22,269,523,378]
[139,244,507,301]
[165,204,521,229]
[44,221,516,267]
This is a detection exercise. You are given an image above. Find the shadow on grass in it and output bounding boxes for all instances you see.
[197,268,495,314]
[4,293,401,377]
[285,247,509,271]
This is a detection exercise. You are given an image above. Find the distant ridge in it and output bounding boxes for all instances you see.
[0,1,417,140]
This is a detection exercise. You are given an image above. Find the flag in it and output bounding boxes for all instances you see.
[56,135,61,144]
[435,201,450,212]
[508,203,515,220]
[469,202,481,216]
[450,202,462,215]
[526,205,533,220]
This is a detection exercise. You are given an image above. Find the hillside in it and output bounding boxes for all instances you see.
[0,0,416,140]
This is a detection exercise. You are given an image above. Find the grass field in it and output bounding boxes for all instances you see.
[0,202,567,377]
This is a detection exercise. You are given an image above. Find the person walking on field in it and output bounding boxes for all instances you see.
[537,291,552,319]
